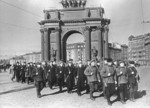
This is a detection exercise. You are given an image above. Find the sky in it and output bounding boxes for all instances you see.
[0,0,150,58]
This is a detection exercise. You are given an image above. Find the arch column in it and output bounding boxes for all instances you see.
[84,26,91,61]
[96,26,102,59]
[55,28,61,62]
[40,29,44,61]
[104,25,109,58]
[44,28,50,61]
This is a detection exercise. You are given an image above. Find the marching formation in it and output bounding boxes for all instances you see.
[9,58,140,106]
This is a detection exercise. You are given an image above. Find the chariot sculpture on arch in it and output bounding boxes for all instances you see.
[60,0,87,8]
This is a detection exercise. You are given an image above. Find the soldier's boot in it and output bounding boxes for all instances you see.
[103,86,107,99]
[120,92,126,104]
[77,90,81,96]
[86,85,90,94]
[106,95,112,106]
[130,92,135,102]
[90,91,95,100]
[107,98,112,106]
[59,86,62,92]
[36,89,41,98]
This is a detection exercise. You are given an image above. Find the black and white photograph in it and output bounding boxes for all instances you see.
[0,0,149,108]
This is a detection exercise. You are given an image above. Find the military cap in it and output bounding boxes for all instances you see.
[90,59,96,63]
[107,58,113,63]
[129,61,135,64]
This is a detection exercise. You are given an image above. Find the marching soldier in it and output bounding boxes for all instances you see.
[65,61,75,94]
[76,61,86,96]
[116,61,128,104]
[101,58,116,106]
[127,61,139,102]
[113,61,120,100]
[41,62,48,83]
[99,58,108,99]
[26,63,33,84]
[56,61,65,92]
[84,60,91,94]
[84,60,100,100]
[14,62,21,82]
[20,62,26,83]
[33,63,46,98]
[26,63,30,84]
[47,61,57,90]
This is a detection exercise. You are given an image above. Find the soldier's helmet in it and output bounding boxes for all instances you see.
[129,61,135,64]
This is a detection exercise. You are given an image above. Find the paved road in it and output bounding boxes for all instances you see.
[0,67,150,108]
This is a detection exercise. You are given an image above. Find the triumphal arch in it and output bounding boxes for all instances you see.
[39,0,110,62]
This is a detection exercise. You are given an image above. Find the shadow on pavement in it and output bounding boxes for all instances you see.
[135,90,146,99]
[42,89,67,97]
[0,86,35,95]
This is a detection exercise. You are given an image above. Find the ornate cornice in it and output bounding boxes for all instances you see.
[83,18,102,21]
[62,19,84,23]
[40,20,60,25]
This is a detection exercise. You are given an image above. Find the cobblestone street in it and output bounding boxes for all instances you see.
[0,67,150,108]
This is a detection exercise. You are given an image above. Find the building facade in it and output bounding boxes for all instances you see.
[108,43,128,61]
[66,43,85,63]
[128,33,150,66]
[9,56,26,65]
[23,52,41,63]
[67,42,128,62]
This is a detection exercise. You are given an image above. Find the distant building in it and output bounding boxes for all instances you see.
[108,43,128,61]
[9,56,26,65]
[67,42,128,62]
[66,43,85,63]
[121,44,128,61]
[128,33,150,66]
[23,52,41,63]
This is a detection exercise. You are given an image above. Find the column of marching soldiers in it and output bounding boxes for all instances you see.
[9,58,140,106]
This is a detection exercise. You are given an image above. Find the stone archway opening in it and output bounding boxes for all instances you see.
[62,31,85,63]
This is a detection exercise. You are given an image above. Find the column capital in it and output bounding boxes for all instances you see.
[44,28,48,32]
[55,27,60,32]
[84,26,90,31]
[40,29,44,33]
[96,26,102,30]
[52,27,60,33]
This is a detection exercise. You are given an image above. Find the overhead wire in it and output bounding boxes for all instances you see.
[0,0,43,18]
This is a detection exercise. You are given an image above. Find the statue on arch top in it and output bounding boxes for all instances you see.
[60,0,69,8]
[81,0,86,7]
[60,0,86,8]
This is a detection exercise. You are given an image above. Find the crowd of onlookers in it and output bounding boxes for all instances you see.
[8,58,140,106]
